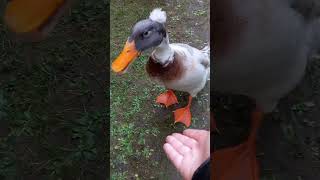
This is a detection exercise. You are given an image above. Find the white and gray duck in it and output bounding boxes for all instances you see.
[212,0,320,179]
[112,8,210,127]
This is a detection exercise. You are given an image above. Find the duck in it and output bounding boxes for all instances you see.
[212,0,320,179]
[111,8,210,127]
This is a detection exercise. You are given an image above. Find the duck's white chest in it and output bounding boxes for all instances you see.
[147,43,210,97]
[163,59,209,96]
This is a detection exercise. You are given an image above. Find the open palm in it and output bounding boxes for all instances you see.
[163,129,210,180]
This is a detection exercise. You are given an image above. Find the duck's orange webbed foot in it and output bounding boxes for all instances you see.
[212,107,263,180]
[156,89,178,108]
[174,95,192,127]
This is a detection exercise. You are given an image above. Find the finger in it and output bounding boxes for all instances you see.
[166,135,191,155]
[163,143,183,168]
[183,129,209,141]
[171,133,198,149]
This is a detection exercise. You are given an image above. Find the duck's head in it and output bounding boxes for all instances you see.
[112,8,167,74]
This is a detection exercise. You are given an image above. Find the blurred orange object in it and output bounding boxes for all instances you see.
[4,0,65,33]
[212,108,262,180]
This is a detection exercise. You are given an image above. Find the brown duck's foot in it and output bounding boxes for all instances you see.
[174,95,192,127]
[212,108,263,180]
[156,89,178,108]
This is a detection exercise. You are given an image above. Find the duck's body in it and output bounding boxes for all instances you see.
[112,8,209,127]
[213,0,319,112]
[212,0,320,179]
[147,43,210,97]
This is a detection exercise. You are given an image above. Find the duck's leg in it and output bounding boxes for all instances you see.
[212,107,262,180]
[156,89,178,108]
[174,95,192,127]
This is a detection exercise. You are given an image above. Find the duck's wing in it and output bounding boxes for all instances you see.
[170,43,210,68]
[200,45,210,68]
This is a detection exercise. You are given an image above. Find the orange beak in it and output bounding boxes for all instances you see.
[111,40,141,73]
[4,0,66,33]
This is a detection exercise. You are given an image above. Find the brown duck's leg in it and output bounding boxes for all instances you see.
[212,107,263,180]
[174,95,192,127]
[156,89,178,108]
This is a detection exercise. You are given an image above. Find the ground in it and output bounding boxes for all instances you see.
[258,55,320,180]
[110,0,210,179]
[0,1,107,179]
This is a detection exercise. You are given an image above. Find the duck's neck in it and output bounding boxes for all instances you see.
[151,35,174,66]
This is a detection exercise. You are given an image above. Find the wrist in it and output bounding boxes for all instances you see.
[191,158,210,180]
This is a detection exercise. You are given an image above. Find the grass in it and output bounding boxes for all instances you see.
[0,0,107,179]
[110,54,164,178]
[193,9,207,16]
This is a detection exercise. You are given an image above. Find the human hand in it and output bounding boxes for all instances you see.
[163,129,210,180]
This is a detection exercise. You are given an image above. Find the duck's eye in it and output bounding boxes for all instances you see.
[143,30,152,38]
